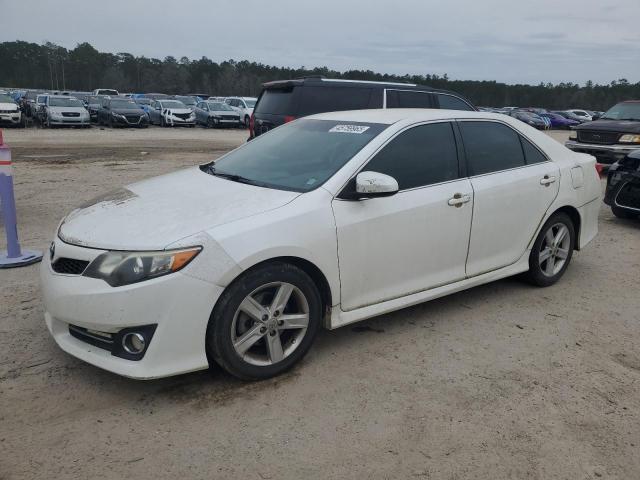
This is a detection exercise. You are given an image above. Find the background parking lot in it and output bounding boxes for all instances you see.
[1,128,639,479]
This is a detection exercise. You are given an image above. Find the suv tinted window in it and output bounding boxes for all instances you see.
[459,121,526,175]
[298,86,372,116]
[520,136,547,165]
[436,94,474,111]
[255,87,297,115]
[386,90,433,109]
[364,122,459,190]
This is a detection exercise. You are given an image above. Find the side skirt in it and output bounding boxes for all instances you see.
[327,256,530,330]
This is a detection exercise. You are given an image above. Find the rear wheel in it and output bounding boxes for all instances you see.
[524,212,575,287]
[244,115,250,127]
[207,262,322,380]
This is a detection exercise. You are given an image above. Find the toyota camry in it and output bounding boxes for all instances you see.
[41,109,601,380]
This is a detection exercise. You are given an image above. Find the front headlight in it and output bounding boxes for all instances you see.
[619,134,640,144]
[83,247,201,287]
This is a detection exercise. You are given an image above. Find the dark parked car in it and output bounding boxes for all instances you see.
[510,110,548,129]
[539,112,580,129]
[97,97,149,128]
[249,76,476,139]
[565,100,640,164]
[604,150,640,219]
[86,95,105,122]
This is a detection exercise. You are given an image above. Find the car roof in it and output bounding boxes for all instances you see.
[307,109,511,125]
[262,76,463,96]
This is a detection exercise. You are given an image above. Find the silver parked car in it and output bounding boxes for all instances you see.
[194,101,241,128]
[43,96,91,128]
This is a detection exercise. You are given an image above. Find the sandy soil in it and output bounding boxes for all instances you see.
[1,126,639,480]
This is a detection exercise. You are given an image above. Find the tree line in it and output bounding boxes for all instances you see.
[1,40,639,110]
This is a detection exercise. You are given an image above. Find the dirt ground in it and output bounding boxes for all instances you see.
[0,126,639,480]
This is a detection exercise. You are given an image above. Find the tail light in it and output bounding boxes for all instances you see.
[283,115,295,123]
[249,113,255,138]
[595,163,605,177]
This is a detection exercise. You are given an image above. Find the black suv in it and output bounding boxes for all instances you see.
[249,77,476,139]
[565,101,640,164]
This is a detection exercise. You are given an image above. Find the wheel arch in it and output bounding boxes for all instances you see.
[236,256,333,318]
[551,205,582,250]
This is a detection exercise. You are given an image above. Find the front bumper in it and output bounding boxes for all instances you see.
[0,112,21,125]
[40,238,223,379]
[164,115,196,126]
[49,117,91,126]
[565,140,640,164]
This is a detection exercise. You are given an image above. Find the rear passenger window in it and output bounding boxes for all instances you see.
[436,94,474,111]
[459,121,525,175]
[364,122,459,190]
[298,87,372,116]
[520,137,547,164]
[255,87,297,115]
[386,90,433,108]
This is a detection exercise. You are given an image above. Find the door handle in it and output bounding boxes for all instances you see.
[540,175,557,186]
[448,193,471,207]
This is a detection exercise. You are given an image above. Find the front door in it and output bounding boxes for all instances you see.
[332,122,473,311]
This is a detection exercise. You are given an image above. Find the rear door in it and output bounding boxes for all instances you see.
[459,120,560,277]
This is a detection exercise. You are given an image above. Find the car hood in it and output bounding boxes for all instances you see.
[0,102,18,110]
[576,119,640,134]
[59,167,300,250]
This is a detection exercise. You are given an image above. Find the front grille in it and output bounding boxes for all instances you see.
[0,109,17,114]
[52,257,90,275]
[221,115,237,121]
[577,131,620,145]
[69,324,114,351]
[174,112,191,120]
[126,115,141,123]
[61,112,80,117]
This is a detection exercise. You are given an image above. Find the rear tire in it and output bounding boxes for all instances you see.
[207,262,322,381]
[523,212,575,287]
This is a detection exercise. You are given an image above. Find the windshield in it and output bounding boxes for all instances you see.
[49,98,83,107]
[111,99,139,109]
[135,98,152,105]
[160,100,186,109]
[207,102,233,111]
[175,96,196,106]
[601,103,640,121]
[0,94,15,103]
[245,99,257,108]
[98,90,118,95]
[201,119,388,192]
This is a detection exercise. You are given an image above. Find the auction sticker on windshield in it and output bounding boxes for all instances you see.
[329,124,370,134]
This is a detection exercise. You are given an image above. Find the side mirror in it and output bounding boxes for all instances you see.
[354,171,399,198]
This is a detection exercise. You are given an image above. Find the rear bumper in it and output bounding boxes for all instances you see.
[565,140,640,164]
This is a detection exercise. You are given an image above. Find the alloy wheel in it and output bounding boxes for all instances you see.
[231,282,309,366]
[539,222,571,277]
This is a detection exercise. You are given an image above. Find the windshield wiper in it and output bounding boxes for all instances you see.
[201,164,258,186]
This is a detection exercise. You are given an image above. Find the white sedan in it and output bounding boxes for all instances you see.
[41,109,601,380]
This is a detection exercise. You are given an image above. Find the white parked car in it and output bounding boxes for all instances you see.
[41,109,601,380]
[147,99,196,127]
[566,109,593,122]
[225,96,257,127]
[0,93,22,127]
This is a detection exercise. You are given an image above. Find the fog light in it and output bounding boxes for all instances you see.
[122,332,146,354]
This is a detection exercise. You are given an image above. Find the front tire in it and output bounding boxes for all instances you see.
[524,212,575,287]
[207,262,322,380]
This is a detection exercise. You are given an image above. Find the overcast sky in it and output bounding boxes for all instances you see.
[1,0,639,85]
